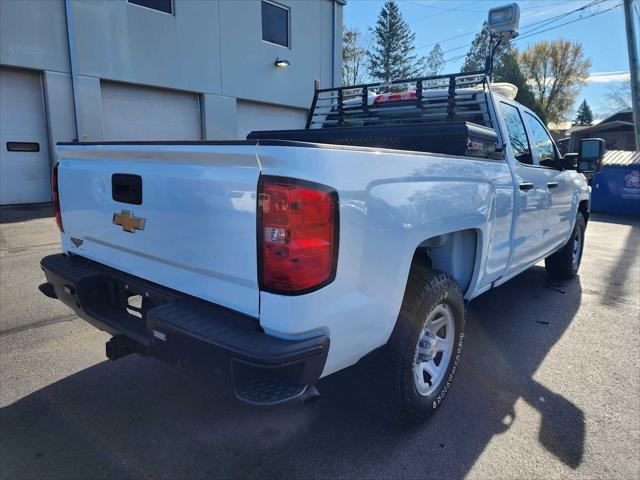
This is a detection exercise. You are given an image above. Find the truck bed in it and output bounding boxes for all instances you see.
[247,121,498,159]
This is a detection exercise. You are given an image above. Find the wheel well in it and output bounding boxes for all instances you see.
[578,200,589,223]
[412,229,478,295]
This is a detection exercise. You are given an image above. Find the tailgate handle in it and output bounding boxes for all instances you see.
[112,174,142,205]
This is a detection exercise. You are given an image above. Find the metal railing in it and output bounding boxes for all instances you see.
[305,70,492,130]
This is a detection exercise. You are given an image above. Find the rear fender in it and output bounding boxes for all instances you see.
[417,229,479,295]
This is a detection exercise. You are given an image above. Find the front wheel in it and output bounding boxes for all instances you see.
[379,266,465,424]
[545,213,586,280]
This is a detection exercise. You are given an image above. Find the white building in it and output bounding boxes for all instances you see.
[0,0,344,204]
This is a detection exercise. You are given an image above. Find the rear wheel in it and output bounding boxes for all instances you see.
[545,213,586,279]
[379,266,465,423]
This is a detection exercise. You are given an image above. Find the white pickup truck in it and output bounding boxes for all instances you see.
[39,71,603,423]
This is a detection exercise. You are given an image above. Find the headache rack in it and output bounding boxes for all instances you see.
[305,70,504,152]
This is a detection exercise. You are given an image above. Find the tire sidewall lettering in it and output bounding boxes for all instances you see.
[431,331,464,410]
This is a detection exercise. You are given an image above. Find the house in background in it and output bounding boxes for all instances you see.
[547,120,573,155]
[0,0,344,205]
[567,109,637,153]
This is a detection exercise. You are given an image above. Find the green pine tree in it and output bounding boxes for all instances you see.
[573,99,594,126]
[425,43,445,76]
[461,21,512,74]
[367,0,422,81]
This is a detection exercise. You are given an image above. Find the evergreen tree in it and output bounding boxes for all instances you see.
[495,49,547,123]
[425,43,445,76]
[368,0,422,81]
[573,99,594,126]
[461,21,512,74]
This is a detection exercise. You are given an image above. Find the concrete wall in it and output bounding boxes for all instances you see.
[218,0,340,107]
[72,0,223,95]
[1,0,342,161]
[0,0,70,72]
[42,71,77,151]
[237,100,308,139]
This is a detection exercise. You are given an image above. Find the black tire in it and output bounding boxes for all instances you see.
[545,213,586,280]
[378,265,465,424]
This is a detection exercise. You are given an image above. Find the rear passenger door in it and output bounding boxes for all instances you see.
[498,101,549,274]
[523,111,574,253]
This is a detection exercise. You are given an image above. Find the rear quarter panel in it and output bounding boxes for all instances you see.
[256,145,514,375]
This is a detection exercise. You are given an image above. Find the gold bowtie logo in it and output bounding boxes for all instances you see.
[113,210,146,233]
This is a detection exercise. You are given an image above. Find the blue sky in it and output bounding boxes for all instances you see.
[343,0,632,120]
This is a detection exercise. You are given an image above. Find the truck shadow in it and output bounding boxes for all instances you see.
[0,267,584,479]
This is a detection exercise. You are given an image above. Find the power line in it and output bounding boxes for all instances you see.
[439,1,623,66]
[415,0,609,51]
[514,2,623,41]
[407,0,485,24]
[512,0,605,38]
[406,0,496,14]
[421,0,607,55]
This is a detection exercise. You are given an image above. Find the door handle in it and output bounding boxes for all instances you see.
[547,182,559,189]
[519,182,534,192]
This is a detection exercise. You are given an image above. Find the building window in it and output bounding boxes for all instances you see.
[128,0,173,15]
[262,1,289,47]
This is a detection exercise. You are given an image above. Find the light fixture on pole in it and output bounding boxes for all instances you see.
[487,3,520,40]
[485,3,520,78]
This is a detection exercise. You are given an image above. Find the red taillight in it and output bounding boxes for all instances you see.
[51,163,63,232]
[374,91,417,104]
[258,177,338,294]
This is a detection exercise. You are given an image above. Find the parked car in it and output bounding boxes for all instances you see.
[39,70,603,423]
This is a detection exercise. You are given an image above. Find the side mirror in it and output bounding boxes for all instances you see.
[577,138,605,173]
[560,152,578,170]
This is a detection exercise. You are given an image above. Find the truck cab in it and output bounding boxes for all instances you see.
[496,94,586,277]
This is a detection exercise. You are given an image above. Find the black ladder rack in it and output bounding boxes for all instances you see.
[305,70,491,130]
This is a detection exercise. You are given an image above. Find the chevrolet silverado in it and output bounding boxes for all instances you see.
[39,70,603,423]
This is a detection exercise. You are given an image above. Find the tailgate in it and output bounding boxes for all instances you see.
[56,143,261,317]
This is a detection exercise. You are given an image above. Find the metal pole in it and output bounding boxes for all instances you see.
[332,0,336,87]
[623,0,640,150]
[65,0,81,141]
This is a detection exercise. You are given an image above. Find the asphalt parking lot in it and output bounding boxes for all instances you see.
[1,204,638,479]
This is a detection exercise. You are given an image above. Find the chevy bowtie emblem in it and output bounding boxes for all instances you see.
[113,210,146,233]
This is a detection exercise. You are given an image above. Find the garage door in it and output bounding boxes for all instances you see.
[237,100,307,139]
[102,81,201,141]
[0,68,51,205]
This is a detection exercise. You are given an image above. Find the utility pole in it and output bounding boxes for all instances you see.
[623,0,640,150]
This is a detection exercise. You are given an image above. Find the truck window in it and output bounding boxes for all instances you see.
[525,112,556,164]
[499,102,532,165]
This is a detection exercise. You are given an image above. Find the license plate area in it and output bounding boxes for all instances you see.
[125,292,144,318]
[84,275,172,343]
[116,282,162,321]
